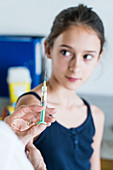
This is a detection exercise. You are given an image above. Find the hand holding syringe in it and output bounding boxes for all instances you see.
[37,80,47,125]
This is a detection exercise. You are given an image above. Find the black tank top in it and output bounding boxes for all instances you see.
[17,91,95,170]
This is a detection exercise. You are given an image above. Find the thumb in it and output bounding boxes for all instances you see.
[26,141,36,152]
[26,141,35,148]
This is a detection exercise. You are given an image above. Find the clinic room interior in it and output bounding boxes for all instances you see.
[0,0,113,170]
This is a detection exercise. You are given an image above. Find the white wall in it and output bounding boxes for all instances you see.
[0,0,113,96]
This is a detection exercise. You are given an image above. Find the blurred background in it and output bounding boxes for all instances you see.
[0,0,113,169]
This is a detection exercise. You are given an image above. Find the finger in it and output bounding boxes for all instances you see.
[45,115,55,123]
[46,122,51,127]
[11,110,55,131]
[26,141,36,151]
[22,111,41,124]
[25,148,30,157]
[12,105,45,118]
[22,107,56,125]
[9,106,56,131]
[25,114,55,129]
[45,108,56,115]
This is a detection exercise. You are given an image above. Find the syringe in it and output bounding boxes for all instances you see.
[37,80,47,125]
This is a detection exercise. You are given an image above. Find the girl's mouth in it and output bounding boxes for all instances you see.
[66,76,81,82]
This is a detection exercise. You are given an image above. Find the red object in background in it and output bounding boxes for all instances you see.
[1,107,9,120]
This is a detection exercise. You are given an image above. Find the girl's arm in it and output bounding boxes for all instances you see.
[16,92,41,107]
[90,105,105,170]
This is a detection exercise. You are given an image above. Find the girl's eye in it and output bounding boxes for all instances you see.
[83,54,93,61]
[61,50,71,57]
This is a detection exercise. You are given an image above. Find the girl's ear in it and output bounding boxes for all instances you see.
[44,40,51,59]
[96,50,104,66]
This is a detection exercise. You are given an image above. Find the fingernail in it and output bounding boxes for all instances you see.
[38,123,47,129]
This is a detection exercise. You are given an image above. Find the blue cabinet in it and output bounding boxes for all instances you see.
[0,35,44,97]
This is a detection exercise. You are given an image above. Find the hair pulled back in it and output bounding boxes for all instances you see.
[47,4,105,53]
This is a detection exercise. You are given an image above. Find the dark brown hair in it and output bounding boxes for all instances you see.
[47,4,105,53]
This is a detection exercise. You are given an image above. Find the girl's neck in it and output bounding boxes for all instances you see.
[47,78,82,107]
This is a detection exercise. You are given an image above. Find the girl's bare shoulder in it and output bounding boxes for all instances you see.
[16,84,42,107]
[90,104,105,130]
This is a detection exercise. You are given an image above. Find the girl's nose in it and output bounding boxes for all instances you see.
[68,57,81,73]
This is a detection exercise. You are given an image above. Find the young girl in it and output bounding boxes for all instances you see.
[17,4,105,170]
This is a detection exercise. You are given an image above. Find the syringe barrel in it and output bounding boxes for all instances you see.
[41,87,47,108]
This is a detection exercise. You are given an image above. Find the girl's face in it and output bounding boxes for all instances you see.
[46,25,102,90]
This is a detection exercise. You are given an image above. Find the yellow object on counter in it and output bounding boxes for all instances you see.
[9,82,31,104]
[7,67,32,105]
